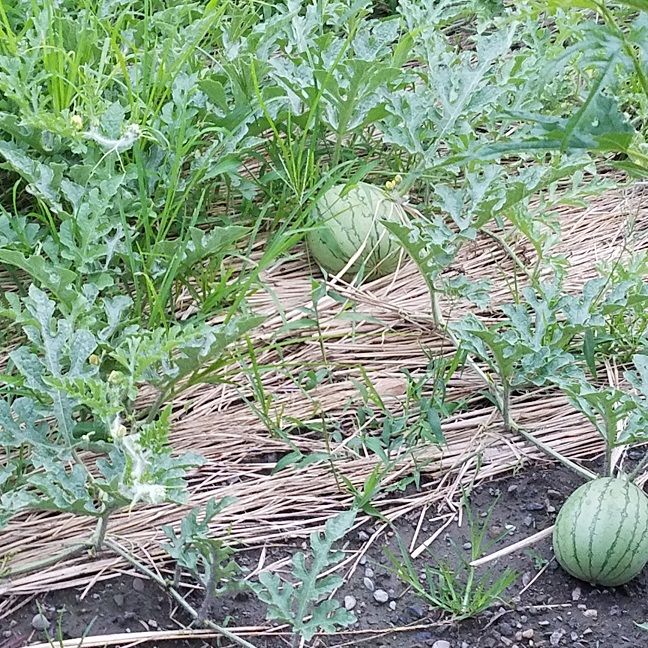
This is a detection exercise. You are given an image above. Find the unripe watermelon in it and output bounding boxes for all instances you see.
[306,182,405,279]
[552,477,648,586]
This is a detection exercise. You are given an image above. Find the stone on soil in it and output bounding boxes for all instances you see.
[373,589,389,604]
[344,595,357,611]
[31,614,49,631]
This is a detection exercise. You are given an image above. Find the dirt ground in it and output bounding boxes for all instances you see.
[4,458,648,648]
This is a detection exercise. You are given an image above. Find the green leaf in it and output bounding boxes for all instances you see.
[0,141,63,211]
[583,329,597,377]
[253,509,357,642]
[0,249,77,302]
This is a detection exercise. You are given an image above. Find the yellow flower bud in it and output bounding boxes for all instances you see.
[71,114,84,131]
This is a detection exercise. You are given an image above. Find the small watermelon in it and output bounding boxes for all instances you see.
[306,182,405,279]
[552,477,648,586]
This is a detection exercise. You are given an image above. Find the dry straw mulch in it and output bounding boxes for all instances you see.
[1,182,647,600]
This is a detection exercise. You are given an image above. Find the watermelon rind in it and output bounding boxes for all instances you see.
[552,477,648,587]
[306,182,406,279]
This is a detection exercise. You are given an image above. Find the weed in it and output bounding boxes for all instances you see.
[389,498,517,620]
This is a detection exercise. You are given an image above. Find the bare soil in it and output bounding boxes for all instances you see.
[4,459,648,648]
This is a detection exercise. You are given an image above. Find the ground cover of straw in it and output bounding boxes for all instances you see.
[1,182,646,640]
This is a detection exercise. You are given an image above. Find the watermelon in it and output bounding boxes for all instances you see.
[306,182,405,279]
[552,477,648,586]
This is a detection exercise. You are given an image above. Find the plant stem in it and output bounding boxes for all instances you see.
[442,321,597,481]
[104,538,259,648]
[145,386,171,423]
[604,443,613,478]
[196,552,218,624]
[92,512,110,551]
[627,448,648,482]
[431,288,442,328]
[461,567,475,617]
[172,563,182,590]
[0,542,92,581]
[509,420,597,481]
[320,410,342,493]
[481,227,534,282]
[501,379,511,433]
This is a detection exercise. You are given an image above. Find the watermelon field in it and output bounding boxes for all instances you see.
[5,0,648,646]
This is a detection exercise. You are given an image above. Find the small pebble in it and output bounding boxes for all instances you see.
[373,589,389,604]
[357,531,369,542]
[3,631,12,638]
[148,619,158,629]
[521,629,534,639]
[31,614,49,631]
[363,577,374,591]
[463,542,472,550]
[344,595,357,611]
[389,600,396,611]
[113,594,124,606]
[359,556,367,565]
[499,622,513,635]
[365,567,374,578]
[132,578,145,593]
[570,632,579,641]
[526,502,544,511]
[571,587,581,601]
[432,641,451,648]
[549,631,562,646]
[582,609,597,619]
[508,484,518,494]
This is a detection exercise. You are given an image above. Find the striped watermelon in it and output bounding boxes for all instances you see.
[306,182,405,279]
[552,477,648,586]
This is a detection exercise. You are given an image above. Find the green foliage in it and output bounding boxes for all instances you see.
[340,465,388,520]
[162,497,241,621]
[500,0,648,176]
[0,284,260,534]
[251,510,357,644]
[451,266,648,438]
